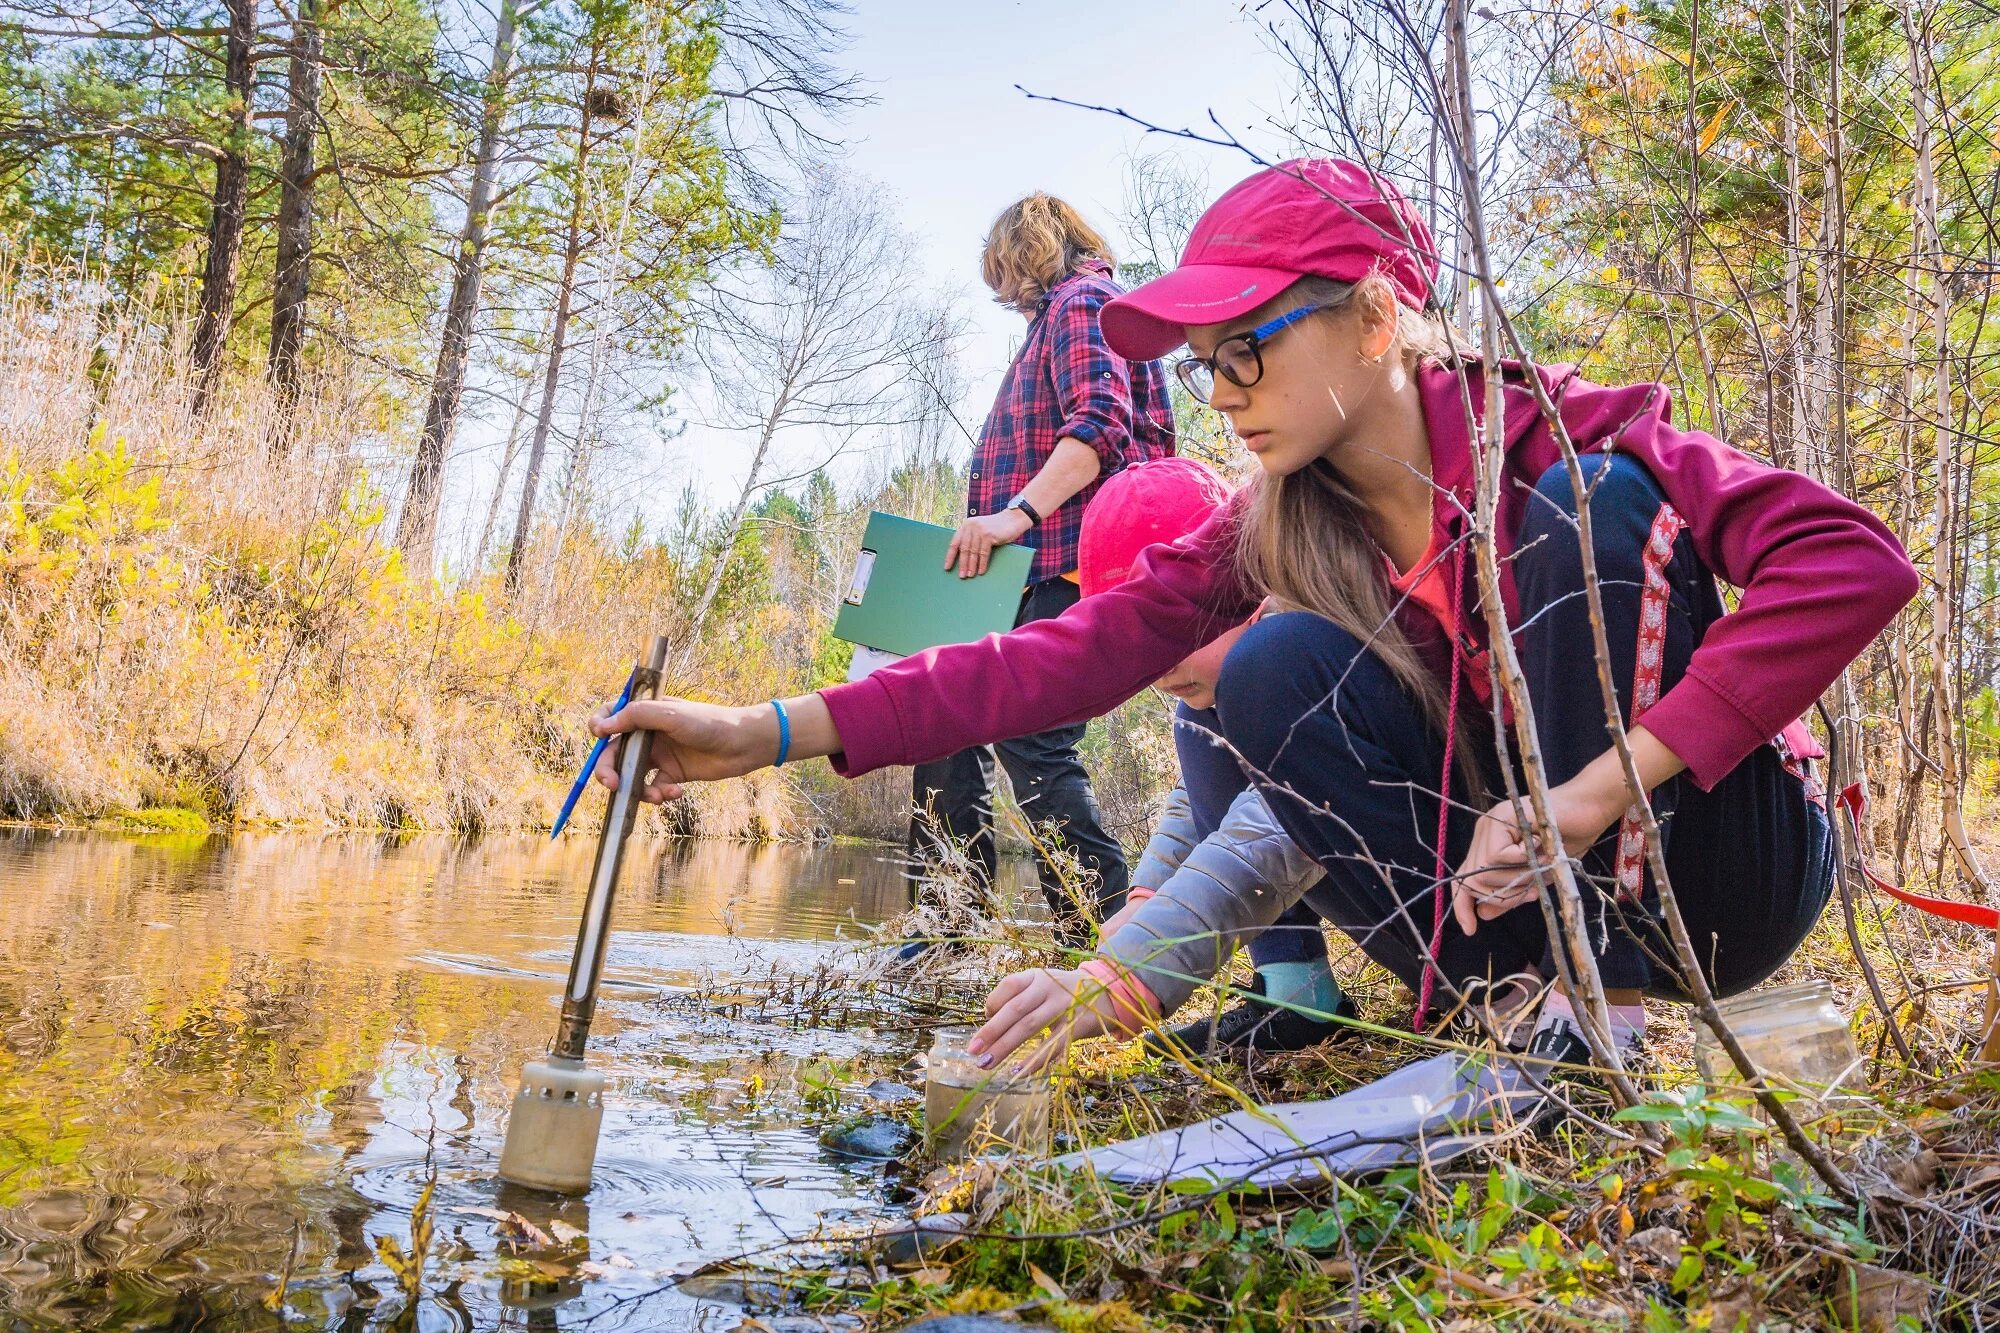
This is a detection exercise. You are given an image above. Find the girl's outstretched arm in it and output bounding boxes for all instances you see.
[591,492,1253,799]
[589,694,839,803]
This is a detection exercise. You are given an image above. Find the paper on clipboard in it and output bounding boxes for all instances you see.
[845,644,907,682]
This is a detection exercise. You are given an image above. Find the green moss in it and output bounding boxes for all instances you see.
[100,805,211,835]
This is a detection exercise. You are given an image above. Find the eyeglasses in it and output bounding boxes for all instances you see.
[1174,302,1336,404]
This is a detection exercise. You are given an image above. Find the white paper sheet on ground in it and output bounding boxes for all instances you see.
[1059,1053,1545,1189]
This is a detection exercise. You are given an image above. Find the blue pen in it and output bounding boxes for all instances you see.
[551,669,637,838]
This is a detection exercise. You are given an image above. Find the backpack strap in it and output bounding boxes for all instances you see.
[1836,783,2000,929]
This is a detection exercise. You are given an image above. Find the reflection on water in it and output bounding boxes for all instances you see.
[0,830,1010,1329]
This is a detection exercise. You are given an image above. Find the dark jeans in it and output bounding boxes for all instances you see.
[1213,454,1832,1001]
[908,577,1130,941]
[1177,703,1330,969]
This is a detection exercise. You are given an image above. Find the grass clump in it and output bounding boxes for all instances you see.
[100,805,211,835]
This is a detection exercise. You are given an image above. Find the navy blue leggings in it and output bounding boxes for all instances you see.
[1175,703,1329,969]
[1212,454,1832,1001]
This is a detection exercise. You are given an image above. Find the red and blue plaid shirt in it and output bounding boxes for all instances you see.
[968,259,1176,582]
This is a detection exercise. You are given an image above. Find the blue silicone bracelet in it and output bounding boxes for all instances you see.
[770,698,791,767]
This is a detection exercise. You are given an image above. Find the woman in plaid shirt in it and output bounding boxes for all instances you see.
[907,194,1176,951]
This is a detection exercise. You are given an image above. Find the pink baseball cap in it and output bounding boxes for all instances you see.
[1101,158,1440,361]
[1078,457,1232,599]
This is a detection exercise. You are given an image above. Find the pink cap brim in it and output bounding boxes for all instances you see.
[1100,263,1304,361]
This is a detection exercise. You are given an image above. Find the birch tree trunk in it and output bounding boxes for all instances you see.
[505,53,602,595]
[1778,0,1805,472]
[1681,0,1726,435]
[473,383,534,576]
[398,0,519,568]
[684,410,785,646]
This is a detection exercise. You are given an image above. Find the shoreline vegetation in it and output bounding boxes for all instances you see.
[0,264,1177,847]
[0,284,755,836]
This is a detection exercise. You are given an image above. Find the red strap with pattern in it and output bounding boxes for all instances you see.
[1835,783,2000,929]
[1613,504,1689,902]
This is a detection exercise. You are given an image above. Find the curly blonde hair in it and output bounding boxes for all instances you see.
[981,194,1114,313]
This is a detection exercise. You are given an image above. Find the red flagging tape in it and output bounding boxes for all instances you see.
[1836,783,2000,930]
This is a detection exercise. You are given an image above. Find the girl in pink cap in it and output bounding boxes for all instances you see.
[1067,457,1358,1060]
[589,159,1917,1076]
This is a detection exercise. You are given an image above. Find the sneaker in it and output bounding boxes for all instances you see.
[1522,1015,1595,1071]
[1515,1016,1649,1116]
[1439,975,1546,1050]
[1143,972,1359,1059]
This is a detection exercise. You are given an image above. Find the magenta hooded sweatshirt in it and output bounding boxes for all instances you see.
[820,362,1918,792]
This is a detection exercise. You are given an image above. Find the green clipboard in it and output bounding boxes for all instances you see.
[833,511,1034,656]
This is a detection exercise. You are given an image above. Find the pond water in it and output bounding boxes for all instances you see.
[0,829,1030,1330]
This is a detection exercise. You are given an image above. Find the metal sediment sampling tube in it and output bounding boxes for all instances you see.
[552,633,669,1060]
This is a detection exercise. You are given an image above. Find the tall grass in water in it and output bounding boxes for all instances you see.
[0,259,798,835]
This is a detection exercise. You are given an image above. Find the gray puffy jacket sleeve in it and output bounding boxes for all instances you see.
[1099,786,1324,1017]
[1131,785,1200,890]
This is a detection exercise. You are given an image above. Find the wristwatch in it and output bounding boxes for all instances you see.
[1007,495,1042,528]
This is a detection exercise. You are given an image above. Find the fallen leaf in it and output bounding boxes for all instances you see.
[1628,1225,1684,1269]
[548,1219,587,1246]
[452,1206,514,1223]
[1028,1262,1068,1301]
[491,1212,557,1248]
[576,1261,612,1280]
[910,1266,952,1286]
[1318,1258,1356,1280]
[607,1252,637,1269]
[1699,1281,1761,1330]
[1831,1265,1928,1332]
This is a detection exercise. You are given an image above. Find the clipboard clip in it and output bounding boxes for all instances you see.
[844,548,877,606]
